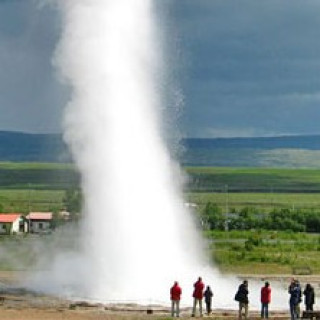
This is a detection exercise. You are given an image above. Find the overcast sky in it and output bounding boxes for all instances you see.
[0,0,320,137]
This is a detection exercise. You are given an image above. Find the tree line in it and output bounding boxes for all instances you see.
[201,202,320,232]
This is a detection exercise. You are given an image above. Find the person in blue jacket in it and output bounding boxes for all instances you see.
[288,279,301,320]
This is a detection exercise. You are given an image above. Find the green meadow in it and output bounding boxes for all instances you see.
[0,162,77,212]
[187,192,320,212]
[185,166,320,192]
[185,167,320,211]
[205,230,320,274]
[1,163,320,213]
[0,163,320,273]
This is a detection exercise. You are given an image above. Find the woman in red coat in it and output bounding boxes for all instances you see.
[170,281,182,317]
[261,281,271,318]
[192,277,204,317]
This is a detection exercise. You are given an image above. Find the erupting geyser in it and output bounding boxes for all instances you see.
[53,0,208,303]
[26,0,289,309]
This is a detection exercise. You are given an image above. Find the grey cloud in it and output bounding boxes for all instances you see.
[0,0,66,133]
[0,0,320,137]
[173,0,320,137]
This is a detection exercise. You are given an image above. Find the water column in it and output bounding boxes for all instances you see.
[55,0,205,302]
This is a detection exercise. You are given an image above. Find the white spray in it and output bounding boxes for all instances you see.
[51,0,209,303]
[27,0,289,309]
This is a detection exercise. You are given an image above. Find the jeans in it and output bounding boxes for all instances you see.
[171,300,180,317]
[205,299,212,314]
[192,298,203,316]
[290,301,299,320]
[261,303,269,318]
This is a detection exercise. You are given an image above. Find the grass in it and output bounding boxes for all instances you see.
[0,161,78,190]
[0,162,73,170]
[0,162,77,212]
[205,230,320,274]
[185,167,320,192]
[0,189,65,213]
[186,192,320,211]
[1,162,320,274]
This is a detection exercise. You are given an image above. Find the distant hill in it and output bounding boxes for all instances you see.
[181,135,320,167]
[182,135,320,150]
[1,131,320,167]
[0,131,70,162]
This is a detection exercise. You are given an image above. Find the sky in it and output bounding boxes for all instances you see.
[0,0,320,138]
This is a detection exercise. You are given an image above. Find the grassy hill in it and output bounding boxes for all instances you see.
[0,131,70,162]
[2,131,320,167]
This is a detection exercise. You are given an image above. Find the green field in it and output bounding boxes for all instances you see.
[1,163,320,213]
[187,192,320,212]
[0,163,320,274]
[185,167,320,192]
[185,166,320,211]
[205,230,320,274]
[0,162,78,212]
[0,162,78,190]
[0,189,65,213]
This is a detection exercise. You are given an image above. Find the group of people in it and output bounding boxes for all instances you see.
[170,277,213,317]
[288,279,315,320]
[170,277,316,319]
[234,280,271,319]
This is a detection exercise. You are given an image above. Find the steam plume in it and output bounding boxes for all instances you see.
[52,0,206,303]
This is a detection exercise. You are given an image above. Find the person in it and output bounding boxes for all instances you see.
[288,279,301,320]
[303,283,315,311]
[296,280,302,318]
[204,285,213,315]
[235,280,249,320]
[192,277,204,317]
[260,281,271,318]
[170,281,182,317]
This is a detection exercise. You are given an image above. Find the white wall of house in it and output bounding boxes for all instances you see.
[12,219,20,233]
[30,220,51,233]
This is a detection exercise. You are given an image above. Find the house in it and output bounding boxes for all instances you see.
[26,212,53,234]
[0,214,27,235]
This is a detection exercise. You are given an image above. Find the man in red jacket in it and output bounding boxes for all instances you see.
[261,281,271,318]
[192,277,204,317]
[170,281,182,317]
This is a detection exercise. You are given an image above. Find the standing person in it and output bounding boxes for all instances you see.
[204,285,214,315]
[170,281,182,317]
[192,277,204,317]
[288,279,301,320]
[235,280,249,320]
[295,280,302,318]
[303,283,315,311]
[261,281,271,318]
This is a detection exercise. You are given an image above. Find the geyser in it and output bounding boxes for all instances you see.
[25,0,290,310]
[53,0,209,303]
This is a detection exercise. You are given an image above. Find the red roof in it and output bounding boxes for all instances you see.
[26,212,53,220]
[0,214,21,223]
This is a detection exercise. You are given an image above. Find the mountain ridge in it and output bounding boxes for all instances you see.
[1,131,320,166]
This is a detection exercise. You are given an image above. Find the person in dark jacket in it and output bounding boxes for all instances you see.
[235,280,249,320]
[170,281,182,317]
[303,283,315,311]
[288,279,301,320]
[204,285,213,315]
[192,277,204,317]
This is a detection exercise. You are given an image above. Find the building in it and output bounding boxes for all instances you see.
[26,212,53,234]
[0,214,27,235]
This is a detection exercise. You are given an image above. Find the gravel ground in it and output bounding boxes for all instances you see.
[0,271,317,319]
